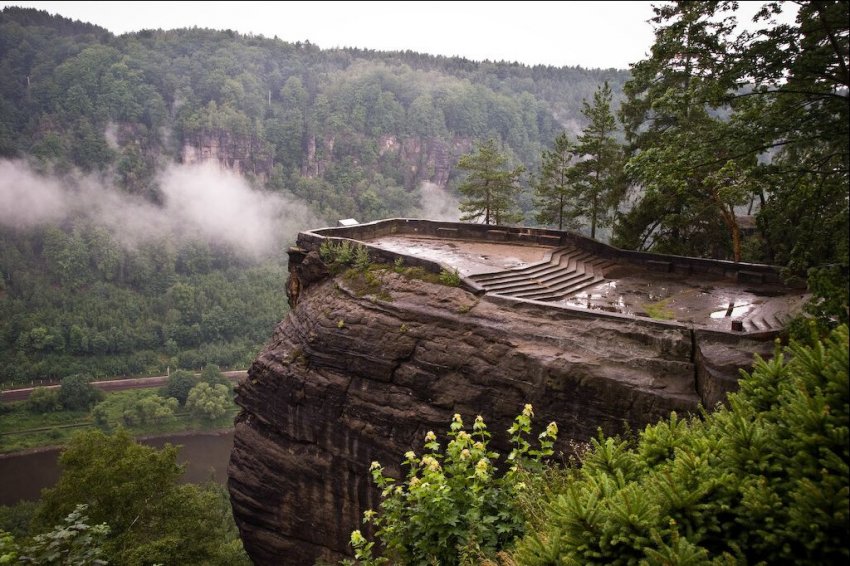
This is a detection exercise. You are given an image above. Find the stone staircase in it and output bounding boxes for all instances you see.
[740,298,794,332]
[470,245,616,302]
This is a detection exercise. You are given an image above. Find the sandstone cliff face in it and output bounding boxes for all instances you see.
[228,251,774,564]
[181,130,273,179]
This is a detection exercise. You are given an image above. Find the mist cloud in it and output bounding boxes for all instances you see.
[417,181,460,222]
[0,159,323,259]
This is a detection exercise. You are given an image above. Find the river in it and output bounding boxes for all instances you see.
[0,430,234,506]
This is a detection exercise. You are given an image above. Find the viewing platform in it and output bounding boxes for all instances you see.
[296,219,809,337]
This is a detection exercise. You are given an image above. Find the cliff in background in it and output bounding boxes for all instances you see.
[228,250,774,564]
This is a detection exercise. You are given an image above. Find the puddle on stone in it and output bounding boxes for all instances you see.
[710,305,752,319]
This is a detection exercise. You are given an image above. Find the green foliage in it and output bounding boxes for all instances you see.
[438,268,461,287]
[58,374,103,411]
[533,132,581,231]
[457,139,525,225]
[33,429,249,565]
[185,382,231,421]
[18,504,109,565]
[320,239,358,268]
[201,363,231,388]
[0,223,287,386]
[803,265,849,331]
[26,387,61,414]
[510,325,850,564]
[91,390,178,429]
[353,244,371,272]
[570,81,624,240]
[616,1,848,271]
[161,369,198,406]
[346,405,558,565]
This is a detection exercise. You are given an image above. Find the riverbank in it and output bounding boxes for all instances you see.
[0,369,245,453]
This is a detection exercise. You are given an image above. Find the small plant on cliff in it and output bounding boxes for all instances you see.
[354,244,371,272]
[320,239,356,268]
[344,406,558,565]
[439,267,462,287]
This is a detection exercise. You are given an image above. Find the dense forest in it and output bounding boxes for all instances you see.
[0,2,847,564]
[0,6,627,385]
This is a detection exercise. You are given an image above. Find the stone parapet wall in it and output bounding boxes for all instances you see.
[301,218,785,284]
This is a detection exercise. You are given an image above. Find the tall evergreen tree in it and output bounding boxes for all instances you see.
[456,139,525,225]
[533,132,580,231]
[615,2,750,259]
[572,82,624,239]
[615,0,848,273]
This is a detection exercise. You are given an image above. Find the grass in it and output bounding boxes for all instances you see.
[0,388,239,454]
[642,298,675,320]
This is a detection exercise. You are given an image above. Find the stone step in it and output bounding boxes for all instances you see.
[530,265,591,288]
[511,273,598,300]
[484,278,552,294]
[470,247,575,284]
[480,252,595,292]
[517,275,604,301]
[743,315,767,332]
[487,270,590,296]
[473,250,583,288]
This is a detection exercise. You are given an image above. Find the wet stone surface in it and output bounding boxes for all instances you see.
[366,235,807,332]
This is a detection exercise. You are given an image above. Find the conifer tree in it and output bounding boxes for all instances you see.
[533,132,580,231]
[572,81,624,239]
[456,139,525,225]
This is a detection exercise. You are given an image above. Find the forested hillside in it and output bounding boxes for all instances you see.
[0,7,627,384]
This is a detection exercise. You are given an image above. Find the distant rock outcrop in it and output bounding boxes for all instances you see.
[228,248,774,564]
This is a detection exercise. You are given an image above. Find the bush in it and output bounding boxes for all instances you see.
[200,363,231,388]
[185,382,231,421]
[511,325,850,564]
[27,387,62,413]
[58,374,103,411]
[438,267,461,287]
[92,392,178,429]
[346,405,557,565]
[160,370,197,406]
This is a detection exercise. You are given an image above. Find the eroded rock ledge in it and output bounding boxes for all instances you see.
[228,252,774,564]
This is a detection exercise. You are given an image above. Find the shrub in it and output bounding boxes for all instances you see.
[58,374,103,411]
[439,268,462,287]
[511,325,850,564]
[200,363,230,388]
[27,387,62,413]
[353,244,371,272]
[185,382,231,421]
[346,405,557,565]
[160,370,197,406]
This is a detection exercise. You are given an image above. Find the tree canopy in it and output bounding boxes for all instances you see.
[456,139,525,225]
[32,429,248,565]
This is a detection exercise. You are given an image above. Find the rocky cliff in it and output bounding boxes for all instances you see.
[228,251,774,564]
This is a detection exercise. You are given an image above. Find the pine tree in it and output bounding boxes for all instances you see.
[456,139,525,225]
[533,132,580,231]
[572,82,624,239]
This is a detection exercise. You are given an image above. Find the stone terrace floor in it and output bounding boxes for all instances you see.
[367,235,809,333]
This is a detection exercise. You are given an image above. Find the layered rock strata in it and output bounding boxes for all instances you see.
[228,251,773,564]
